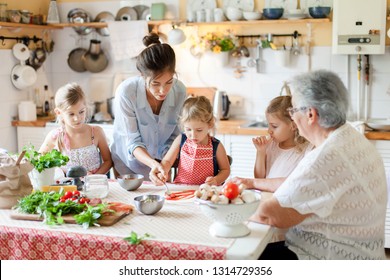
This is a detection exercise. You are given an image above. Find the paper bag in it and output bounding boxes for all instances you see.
[0,152,33,209]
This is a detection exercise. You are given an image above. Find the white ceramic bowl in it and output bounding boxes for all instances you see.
[243,11,262,21]
[226,7,243,21]
[196,190,261,238]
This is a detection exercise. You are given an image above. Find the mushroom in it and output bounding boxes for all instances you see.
[66,166,87,191]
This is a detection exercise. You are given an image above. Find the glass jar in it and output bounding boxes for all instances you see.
[83,174,109,199]
[8,9,21,23]
[0,3,7,22]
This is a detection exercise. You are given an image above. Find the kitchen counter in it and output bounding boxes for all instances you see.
[11,115,56,127]
[11,117,390,140]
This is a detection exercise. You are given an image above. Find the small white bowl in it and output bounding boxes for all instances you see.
[243,11,262,21]
[288,9,304,15]
[226,7,243,21]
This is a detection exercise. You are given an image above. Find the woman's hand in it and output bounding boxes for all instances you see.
[149,162,167,186]
[252,135,271,152]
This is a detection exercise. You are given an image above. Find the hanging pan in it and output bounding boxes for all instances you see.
[67,47,88,72]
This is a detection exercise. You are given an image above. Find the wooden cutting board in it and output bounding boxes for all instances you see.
[10,210,130,226]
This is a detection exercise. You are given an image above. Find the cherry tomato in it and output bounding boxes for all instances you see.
[59,197,66,203]
[78,197,86,204]
[72,190,80,197]
[70,197,77,201]
[63,191,73,199]
[223,182,239,200]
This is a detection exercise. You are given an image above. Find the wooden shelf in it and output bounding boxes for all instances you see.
[0,21,62,29]
[0,20,174,30]
[186,18,330,26]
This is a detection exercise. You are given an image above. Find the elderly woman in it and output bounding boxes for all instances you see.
[254,70,387,260]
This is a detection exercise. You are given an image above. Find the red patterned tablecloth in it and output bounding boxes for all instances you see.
[0,225,226,260]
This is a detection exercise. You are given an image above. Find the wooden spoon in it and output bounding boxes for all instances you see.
[15,150,26,166]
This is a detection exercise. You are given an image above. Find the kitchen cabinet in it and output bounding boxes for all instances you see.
[16,126,46,151]
[219,134,257,178]
[369,140,390,249]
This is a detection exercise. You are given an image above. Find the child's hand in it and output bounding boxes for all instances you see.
[252,135,271,152]
[205,176,218,186]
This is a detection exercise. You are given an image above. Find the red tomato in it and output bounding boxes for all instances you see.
[59,197,66,203]
[223,183,239,200]
[63,191,73,199]
[72,190,80,197]
[78,197,87,204]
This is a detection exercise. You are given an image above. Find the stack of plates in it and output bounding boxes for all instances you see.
[285,12,307,20]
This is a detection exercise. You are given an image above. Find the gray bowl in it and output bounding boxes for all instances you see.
[134,194,164,215]
[117,174,144,191]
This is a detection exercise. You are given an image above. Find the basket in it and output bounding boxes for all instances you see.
[196,190,261,238]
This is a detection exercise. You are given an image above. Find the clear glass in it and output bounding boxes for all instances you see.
[0,3,7,22]
[83,174,109,199]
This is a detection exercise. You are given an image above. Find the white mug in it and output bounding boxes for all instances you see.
[274,49,290,67]
[205,8,214,22]
[196,9,205,22]
[213,8,225,22]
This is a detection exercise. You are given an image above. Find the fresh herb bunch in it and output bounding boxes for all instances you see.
[124,231,151,245]
[23,144,69,173]
[74,204,113,230]
[15,190,111,228]
[15,190,85,225]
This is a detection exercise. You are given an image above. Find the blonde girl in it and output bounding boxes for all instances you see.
[39,83,112,175]
[231,95,313,192]
[150,96,230,186]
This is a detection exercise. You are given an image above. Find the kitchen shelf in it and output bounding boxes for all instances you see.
[186,18,330,26]
[0,21,62,29]
[0,20,173,30]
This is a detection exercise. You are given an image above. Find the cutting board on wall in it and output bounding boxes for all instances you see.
[10,210,130,226]
[186,87,216,104]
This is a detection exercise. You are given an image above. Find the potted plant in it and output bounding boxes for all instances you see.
[23,144,69,190]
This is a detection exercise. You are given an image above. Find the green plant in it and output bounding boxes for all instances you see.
[23,144,69,173]
[124,231,151,245]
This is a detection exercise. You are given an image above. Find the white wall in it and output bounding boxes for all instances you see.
[2,1,390,153]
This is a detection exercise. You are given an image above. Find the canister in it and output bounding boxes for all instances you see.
[18,101,37,121]
[0,3,7,22]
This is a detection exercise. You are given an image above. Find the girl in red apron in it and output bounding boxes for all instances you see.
[150,96,230,186]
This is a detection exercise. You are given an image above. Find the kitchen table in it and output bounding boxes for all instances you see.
[0,181,273,260]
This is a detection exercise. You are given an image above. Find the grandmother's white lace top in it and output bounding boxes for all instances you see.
[274,124,387,259]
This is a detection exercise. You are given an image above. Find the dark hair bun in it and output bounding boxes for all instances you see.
[143,32,161,47]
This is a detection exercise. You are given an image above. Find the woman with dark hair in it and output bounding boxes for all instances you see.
[111,33,187,179]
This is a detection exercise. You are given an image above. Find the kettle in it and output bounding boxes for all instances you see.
[213,90,231,120]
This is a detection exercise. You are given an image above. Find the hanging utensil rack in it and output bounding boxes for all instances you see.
[0,35,42,46]
[237,30,301,40]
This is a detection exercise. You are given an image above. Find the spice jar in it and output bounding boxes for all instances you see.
[83,174,109,199]
[0,3,7,22]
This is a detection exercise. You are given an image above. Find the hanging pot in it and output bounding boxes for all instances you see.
[28,42,47,70]
[12,43,30,61]
[11,64,37,90]
[82,39,108,73]
[67,47,87,72]
[94,11,115,37]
